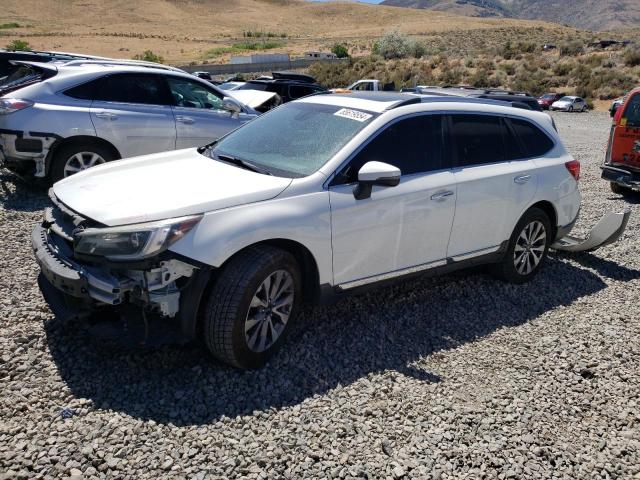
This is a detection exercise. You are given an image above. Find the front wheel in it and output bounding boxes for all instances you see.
[203,245,301,369]
[490,207,552,284]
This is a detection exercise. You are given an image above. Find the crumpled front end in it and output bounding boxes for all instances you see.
[31,192,210,343]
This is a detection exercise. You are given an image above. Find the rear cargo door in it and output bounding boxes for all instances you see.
[612,92,640,169]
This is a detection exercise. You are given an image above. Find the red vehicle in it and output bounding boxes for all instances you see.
[537,92,565,110]
[602,87,640,194]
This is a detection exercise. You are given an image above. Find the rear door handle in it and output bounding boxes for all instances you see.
[431,190,455,201]
[514,174,532,184]
[176,115,195,125]
[95,111,118,121]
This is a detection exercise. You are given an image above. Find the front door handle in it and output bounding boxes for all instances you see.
[431,190,455,201]
[176,115,195,125]
[95,111,118,121]
[514,174,532,184]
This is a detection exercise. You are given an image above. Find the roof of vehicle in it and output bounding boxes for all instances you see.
[557,95,579,100]
[298,91,551,117]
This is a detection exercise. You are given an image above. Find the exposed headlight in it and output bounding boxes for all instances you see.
[74,215,202,260]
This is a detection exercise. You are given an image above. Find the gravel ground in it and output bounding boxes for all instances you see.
[1,112,639,480]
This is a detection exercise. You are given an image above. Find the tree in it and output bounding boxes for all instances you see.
[331,44,349,59]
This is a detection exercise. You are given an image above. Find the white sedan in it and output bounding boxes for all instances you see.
[550,95,589,112]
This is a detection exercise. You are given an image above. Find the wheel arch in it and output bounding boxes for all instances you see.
[527,200,558,239]
[222,238,322,305]
[46,135,121,176]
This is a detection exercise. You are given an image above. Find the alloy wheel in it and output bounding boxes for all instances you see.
[63,151,106,177]
[513,220,546,276]
[245,269,294,353]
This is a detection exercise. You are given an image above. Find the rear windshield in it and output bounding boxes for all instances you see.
[623,94,640,127]
[207,102,378,178]
[0,65,54,93]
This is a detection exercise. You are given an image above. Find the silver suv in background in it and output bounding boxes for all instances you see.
[0,62,264,183]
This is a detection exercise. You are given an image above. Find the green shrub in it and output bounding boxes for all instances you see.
[560,40,583,57]
[5,39,30,51]
[0,22,20,29]
[624,47,640,67]
[331,44,349,59]
[231,41,282,51]
[132,50,164,63]
[375,30,423,60]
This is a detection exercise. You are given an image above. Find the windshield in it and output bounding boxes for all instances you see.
[208,102,377,178]
[542,94,557,99]
[219,82,241,90]
[559,96,573,102]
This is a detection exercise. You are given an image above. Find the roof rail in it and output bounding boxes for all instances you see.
[61,59,185,72]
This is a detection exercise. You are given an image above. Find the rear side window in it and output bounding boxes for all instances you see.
[336,114,445,184]
[68,74,171,105]
[509,118,555,158]
[450,114,506,166]
[622,94,640,127]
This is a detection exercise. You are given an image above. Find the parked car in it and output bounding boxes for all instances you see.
[219,81,246,91]
[537,92,565,110]
[550,96,588,112]
[0,62,272,183]
[235,71,326,103]
[342,79,395,92]
[609,96,626,117]
[602,87,640,194]
[34,91,610,369]
[416,87,543,112]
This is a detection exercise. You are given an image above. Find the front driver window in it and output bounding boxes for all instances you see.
[335,114,445,184]
[167,77,225,110]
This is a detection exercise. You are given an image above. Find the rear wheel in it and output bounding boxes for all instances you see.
[50,142,115,183]
[611,182,633,195]
[203,245,301,369]
[490,207,552,284]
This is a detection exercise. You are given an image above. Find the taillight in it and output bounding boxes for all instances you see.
[565,159,580,181]
[0,98,34,115]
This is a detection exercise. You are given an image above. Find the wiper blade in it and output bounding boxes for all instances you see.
[217,154,272,176]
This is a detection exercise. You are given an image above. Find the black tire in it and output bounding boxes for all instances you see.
[203,245,302,369]
[610,182,633,195]
[490,207,552,284]
[50,142,115,184]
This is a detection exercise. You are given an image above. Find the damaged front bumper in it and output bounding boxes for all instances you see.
[31,199,211,343]
[551,209,631,253]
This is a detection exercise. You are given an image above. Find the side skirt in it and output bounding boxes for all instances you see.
[318,242,508,304]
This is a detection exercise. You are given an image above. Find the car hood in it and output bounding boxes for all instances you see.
[52,149,293,226]
[226,89,278,109]
[552,100,571,106]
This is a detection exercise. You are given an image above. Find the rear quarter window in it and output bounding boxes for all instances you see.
[509,118,555,158]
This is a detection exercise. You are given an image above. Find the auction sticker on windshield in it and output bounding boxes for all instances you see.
[334,108,372,122]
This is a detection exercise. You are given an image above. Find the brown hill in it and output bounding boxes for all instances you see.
[1,0,563,63]
[381,0,640,31]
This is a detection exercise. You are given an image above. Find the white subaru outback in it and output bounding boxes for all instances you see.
[32,92,628,368]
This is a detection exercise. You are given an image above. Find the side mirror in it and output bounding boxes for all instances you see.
[353,161,401,200]
[223,97,243,118]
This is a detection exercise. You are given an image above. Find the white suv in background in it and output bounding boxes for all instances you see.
[32,92,626,369]
[0,62,271,183]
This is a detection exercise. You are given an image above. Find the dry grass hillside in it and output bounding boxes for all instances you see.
[1,0,563,64]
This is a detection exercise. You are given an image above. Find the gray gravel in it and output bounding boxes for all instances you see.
[1,111,639,479]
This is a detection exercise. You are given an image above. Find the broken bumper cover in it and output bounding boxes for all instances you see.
[601,164,640,190]
[31,224,125,304]
[551,209,631,253]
